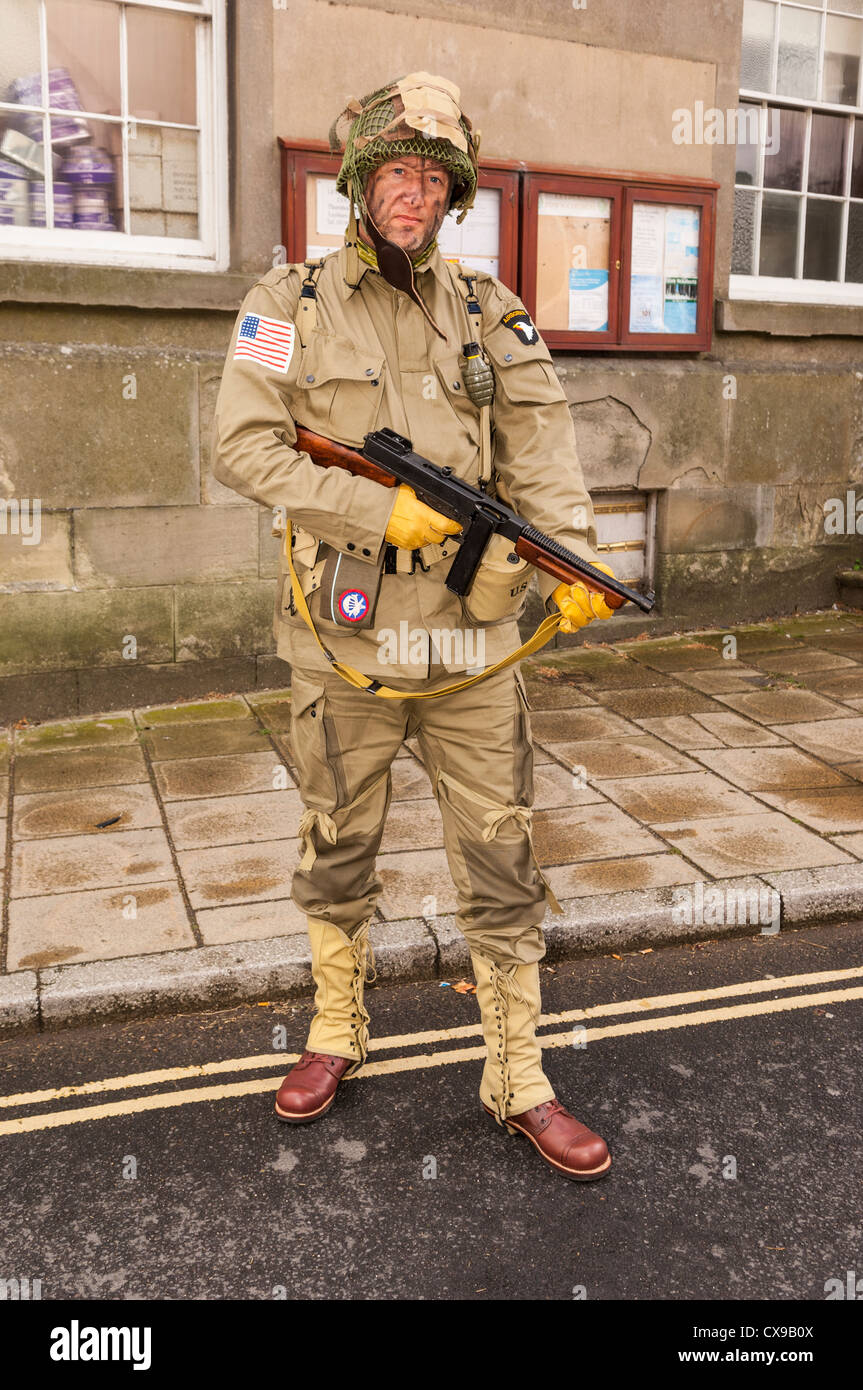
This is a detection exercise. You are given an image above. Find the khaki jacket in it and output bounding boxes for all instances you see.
[211,242,602,679]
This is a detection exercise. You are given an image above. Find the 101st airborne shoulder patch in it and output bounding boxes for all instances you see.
[500,308,539,345]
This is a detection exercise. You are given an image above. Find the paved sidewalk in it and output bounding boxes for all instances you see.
[5,608,863,1032]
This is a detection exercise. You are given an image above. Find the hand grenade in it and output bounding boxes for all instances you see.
[459,341,495,407]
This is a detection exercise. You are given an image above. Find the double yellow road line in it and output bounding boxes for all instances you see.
[2,964,862,1137]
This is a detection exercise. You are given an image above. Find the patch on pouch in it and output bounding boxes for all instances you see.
[337,589,370,623]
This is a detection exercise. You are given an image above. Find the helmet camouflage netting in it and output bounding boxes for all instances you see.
[328,71,480,226]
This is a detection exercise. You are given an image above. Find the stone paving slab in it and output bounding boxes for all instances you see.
[595,771,763,824]
[533,804,660,864]
[163,788,302,851]
[544,853,702,899]
[195,897,307,946]
[14,744,149,794]
[7,612,863,1032]
[800,669,863,702]
[142,719,272,761]
[11,826,175,898]
[133,697,252,727]
[750,648,857,675]
[689,712,787,746]
[14,714,138,753]
[177,837,299,910]
[756,786,863,835]
[633,715,726,749]
[529,706,644,741]
[713,688,850,725]
[7,880,193,971]
[673,668,773,693]
[776,718,863,764]
[693,746,851,791]
[590,686,724,719]
[12,783,162,840]
[651,811,853,879]
[154,750,294,801]
[543,735,702,779]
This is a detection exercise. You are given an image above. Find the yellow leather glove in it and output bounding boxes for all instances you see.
[552,563,617,634]
[385,484,462,550]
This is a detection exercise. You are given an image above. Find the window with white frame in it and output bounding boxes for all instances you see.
[731,0,863,303]
[0,0,227,270]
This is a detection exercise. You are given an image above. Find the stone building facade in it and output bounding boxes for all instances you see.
[1,0,861,722]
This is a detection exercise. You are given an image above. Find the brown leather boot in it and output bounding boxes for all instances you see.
[483,1098,611,1181]
[274,1051,353,1123]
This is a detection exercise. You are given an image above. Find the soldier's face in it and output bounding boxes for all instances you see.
[363,155,452,254]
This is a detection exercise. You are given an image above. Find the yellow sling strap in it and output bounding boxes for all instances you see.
[283,525,564,699]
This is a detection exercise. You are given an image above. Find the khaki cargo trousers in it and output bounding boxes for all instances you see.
[288,658,560,1120]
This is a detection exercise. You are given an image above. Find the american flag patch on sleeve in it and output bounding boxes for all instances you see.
[233,313,296,374]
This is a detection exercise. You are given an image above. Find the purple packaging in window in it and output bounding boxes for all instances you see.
[60,144,115,186]
[0,157,30,226]
[73,186,115,229]
[30,180,75,228]
[9,66,90,144]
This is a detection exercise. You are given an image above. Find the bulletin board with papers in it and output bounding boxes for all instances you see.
[520,170,716,351]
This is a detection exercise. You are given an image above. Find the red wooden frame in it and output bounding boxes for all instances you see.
[518,165,718,352]
[619,185,716,351]
[519,172,624,349]
[277,139,520,289]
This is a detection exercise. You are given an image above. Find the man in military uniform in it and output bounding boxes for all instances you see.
[212,73,618,1181]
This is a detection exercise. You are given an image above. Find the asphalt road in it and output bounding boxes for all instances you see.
[1,921,862,1308]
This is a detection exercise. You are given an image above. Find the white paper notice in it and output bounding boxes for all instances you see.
[316,177,351,236]
[538,192,608,219]
[438,187,500,269]
[629,275,665,332]
[631,203,666,276]
[664,206,700,278]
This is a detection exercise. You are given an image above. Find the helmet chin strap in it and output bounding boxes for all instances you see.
[359,202,448,342]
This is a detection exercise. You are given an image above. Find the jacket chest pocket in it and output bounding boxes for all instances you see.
[432,351,482,450]
[289,331,385,447]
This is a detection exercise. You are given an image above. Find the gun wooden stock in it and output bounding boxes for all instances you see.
[295,425,398,490]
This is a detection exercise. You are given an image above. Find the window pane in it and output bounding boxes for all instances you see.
[846,201,863,282]
[852,118,863,197]
[46,0,121,121]
[759,191,800,275]
[823,16,863,104]
[803,198,844,279]
[57,119,122,230]
[129,127,198,240]
[829,0,863,16]
[1,0,44,141]
[741,0,776,91]
[735,103,761,185]
[809,111,848,195]
[127,8,197,126]
[777,5,820,99]
[536,191,612,332]
[763,106,806,190]
[732,188,758,273]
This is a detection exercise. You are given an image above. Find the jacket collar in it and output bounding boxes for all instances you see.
[337,239,453,300]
